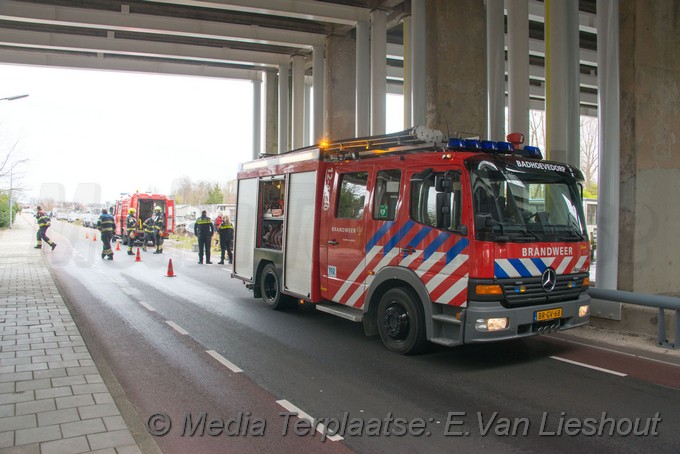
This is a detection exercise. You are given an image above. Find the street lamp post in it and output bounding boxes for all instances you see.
[0,94,29,102]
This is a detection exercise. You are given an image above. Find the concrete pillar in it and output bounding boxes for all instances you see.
[594,0,620,318]
[546,0,579,166]
[370,9,387,135]
[486,0,505,141]
[291,54,305,149]
[312,44,325,143]
[252,76,261,160]
[425,0,485,135]
[304,77,312,146]
[278,63,290,153]
[618,0,680,294]
[325,35,356,140]
[402,16,412,129]
[264,70,278,155]
[507,0,530,141]
[356,20,370,136]
[411,0,426,127]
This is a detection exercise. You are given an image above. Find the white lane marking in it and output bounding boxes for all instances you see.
[550,336,680,368]
[276,399,343,441]
[206,350,243,373]
[550,356,628,377]
[166,321,189,335]
[138,301,156,312]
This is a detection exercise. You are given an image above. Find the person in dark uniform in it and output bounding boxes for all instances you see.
[152,206,166,254]
[126,208,137,255]
[194,210,214,264]
[217,216,234,265]
[143,216,155,252]
[34,206,57,250]
[97,208,115,260]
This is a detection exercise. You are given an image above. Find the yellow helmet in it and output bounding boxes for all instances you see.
[128,208,136,214]
[154,206,161,212]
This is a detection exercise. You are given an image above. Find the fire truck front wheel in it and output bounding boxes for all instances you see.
[377,287,427,355]
[260,263,296,310]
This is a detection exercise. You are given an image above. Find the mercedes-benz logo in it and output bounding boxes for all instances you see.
[541,268,557,292]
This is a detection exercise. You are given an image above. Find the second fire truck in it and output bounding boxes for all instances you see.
[233,127,591,354]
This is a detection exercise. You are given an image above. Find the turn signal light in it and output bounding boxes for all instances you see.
[476,284,503,295]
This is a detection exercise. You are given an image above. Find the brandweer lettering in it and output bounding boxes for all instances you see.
[522,246,573,257]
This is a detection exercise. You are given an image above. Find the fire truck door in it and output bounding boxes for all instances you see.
[322,168,371,306]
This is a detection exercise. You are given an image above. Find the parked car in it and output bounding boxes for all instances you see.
[81,212,98,228]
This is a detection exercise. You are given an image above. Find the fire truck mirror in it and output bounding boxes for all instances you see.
[475,213,494,231]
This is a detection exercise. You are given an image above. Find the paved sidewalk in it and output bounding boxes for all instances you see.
[0,215,142,453]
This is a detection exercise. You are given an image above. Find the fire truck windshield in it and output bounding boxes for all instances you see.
[469,159,587,243]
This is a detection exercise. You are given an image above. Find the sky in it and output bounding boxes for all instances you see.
[1,63,405,206]
[1,64,255,205]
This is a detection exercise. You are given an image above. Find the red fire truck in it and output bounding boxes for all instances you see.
[112,192,175,244]
[233,127,590,354]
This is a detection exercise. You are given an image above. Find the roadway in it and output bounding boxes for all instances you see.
[43,219,680,453]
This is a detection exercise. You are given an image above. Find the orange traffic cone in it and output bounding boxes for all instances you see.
[85,232,89,239]
[115,241,121,251]
[165,259,176,277]
[135,248,142,262]
[93,233,97,241]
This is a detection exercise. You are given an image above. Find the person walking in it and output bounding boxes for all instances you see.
[34,206,57,250]
[217,216,234,265]
[97,208,115,260]
[194,210,214,264]
[125,208,137,255]
[142,216,155,252]
[152,206,166,254]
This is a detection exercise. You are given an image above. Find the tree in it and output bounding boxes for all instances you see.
[205,183,224,204]
[580,116,599,193]
[222,180,237,204]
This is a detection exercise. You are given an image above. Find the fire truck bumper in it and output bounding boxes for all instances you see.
[463,292,591,343]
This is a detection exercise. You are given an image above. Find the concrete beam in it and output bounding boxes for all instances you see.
[0,48,263,80]
[0,0,326,49]
[140,0,370,25]
[0,28,291,67]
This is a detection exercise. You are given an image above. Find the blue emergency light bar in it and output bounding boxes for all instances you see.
[446,137,542,159]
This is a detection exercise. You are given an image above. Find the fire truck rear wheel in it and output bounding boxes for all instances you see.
[260,263,295,310]
[377,287,427,355]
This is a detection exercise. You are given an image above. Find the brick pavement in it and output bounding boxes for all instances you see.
[0,214,142,453]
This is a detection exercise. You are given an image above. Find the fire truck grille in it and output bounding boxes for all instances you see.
[500,274,587,308]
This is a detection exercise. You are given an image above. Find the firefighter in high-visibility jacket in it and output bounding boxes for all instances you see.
[34,206,57,250]
[97,208,115,260]
[125,208,137,255]
[152,206,166,254]
[142,217,155,252]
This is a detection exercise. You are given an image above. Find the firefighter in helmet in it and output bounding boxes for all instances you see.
[125,208,137,255]
[152,206,166,254]
[142,216,155,252]
[97,208,115,260]
[34,206,57,250]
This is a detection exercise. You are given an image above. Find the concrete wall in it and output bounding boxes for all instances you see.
[425,0,486,136]
[619,0,680,295]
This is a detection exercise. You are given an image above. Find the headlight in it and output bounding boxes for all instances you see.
[475,318,509,331]
[579,305,590,317]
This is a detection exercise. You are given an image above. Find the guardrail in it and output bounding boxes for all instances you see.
[588,287,680,350]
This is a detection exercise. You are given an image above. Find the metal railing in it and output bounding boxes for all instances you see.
[588,287,680,349]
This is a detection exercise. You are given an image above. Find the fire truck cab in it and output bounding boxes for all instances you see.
[113,192,175,244]
[233,127,590,354]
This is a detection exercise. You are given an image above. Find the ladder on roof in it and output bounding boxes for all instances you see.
[320,126,447,161]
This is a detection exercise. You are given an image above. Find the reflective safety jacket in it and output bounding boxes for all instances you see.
[217,222,234,241]
[152,214,166,233]
[126,214,137,231]
[97,213,115,233]
[36,212,51,228]
[143,218,155,234]
[194,215,214,239]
